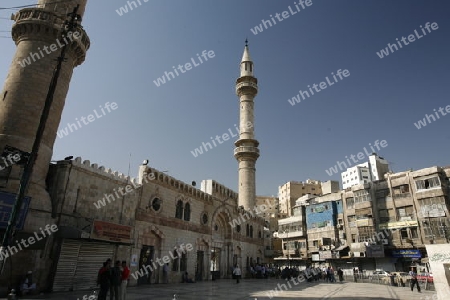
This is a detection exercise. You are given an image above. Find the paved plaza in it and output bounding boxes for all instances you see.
[6,279,436,300]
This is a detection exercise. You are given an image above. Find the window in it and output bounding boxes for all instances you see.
[396,206,414,221]
[175,200,183,219]
[236,225,241,233]
[410,227,418,239]
[351,234,357,243]
[416,176,441,190]
[246,224,250,237]
[313,240,319,247]
[358,226,375,242]
[392,184,410,198]
[180,253,187,271]
[354,190,371,203]
[348,215,356,227]
[202,213,208,225]
[151,198,161,211]
[183,203,191,221]
[400,228,408,239]
[346,197,355,209]
[250,225,253,238]
[172,250,179,271]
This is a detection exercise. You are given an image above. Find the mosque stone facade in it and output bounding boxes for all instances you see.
[0,0,265,294]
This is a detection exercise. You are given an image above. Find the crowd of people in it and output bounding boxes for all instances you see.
[240,264,346,283]
[97,259,130,300]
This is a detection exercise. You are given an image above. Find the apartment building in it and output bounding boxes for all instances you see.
[341,165,450,271]
[341,153,390,189]
[278,180,322,216]
[274,165,449,271]
[305,193,345,264]
[277,200,308,266]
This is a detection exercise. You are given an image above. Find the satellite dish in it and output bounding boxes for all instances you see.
[192,181,196,186]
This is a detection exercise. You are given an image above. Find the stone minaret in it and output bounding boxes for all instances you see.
[0,0,89,221]
[234,41,259,210]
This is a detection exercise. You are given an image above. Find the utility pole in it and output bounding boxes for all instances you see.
[0,5,82,275]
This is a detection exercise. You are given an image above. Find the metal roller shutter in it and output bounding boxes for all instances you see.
[53,240,115,291]
[53,240,80,291]
[73,242,115,290]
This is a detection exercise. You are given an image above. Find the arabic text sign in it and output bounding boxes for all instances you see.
[392,249,421,258]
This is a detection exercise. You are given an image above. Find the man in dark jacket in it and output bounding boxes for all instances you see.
[98,260,111,300]
[110,260,122,300]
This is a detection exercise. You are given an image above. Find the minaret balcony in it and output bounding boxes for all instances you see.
[234,146,260,157]
[236,81,258,95]
[12,8,90,66]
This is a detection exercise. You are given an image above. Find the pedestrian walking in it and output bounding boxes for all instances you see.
[353,267,358,283]
[110,260,121,300]
[97,260,111,300]
[233,265,242,283]
[163,263,169,283]
[409,267,421,293]
[119,261,130,300]
[337,268,344,282]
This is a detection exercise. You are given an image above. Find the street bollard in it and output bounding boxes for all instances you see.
[7,289,17,300]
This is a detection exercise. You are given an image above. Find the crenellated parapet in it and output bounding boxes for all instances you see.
[64,157,138,184]
[11,8,90,66]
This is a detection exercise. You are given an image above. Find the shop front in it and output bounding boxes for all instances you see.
[51,220,132,292]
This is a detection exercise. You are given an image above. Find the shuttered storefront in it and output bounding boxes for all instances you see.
[53,239,115,292]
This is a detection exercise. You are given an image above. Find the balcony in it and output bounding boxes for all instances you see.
[234,146,260,157]
[278,230,304,238]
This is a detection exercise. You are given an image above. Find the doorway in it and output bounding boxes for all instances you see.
[138,245,154,285]
[195,251,204,281]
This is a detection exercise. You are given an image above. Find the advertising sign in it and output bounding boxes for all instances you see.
[0,192,31,230]
[91,220,132,243]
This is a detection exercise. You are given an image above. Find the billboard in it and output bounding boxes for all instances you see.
[0,191,31,230]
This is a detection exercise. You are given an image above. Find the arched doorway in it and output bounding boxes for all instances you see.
[210,209,232,279]
[137,226,164,285]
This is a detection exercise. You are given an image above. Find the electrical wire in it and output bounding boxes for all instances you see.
[0,0,77,11]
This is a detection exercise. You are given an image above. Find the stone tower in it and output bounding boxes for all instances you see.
[234,42,259,210]
[0,0,90,222]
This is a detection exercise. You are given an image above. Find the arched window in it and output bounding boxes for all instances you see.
[246,224,250,237]
[184,203,191,221]
[175,200,183,219]
[250,225,253,238]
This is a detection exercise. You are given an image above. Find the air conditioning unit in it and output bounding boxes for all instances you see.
[381,239,388,245]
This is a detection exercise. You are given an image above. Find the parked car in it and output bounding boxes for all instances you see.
[371,270,391,281]
[372,270,391,277]
[417,272,433,283]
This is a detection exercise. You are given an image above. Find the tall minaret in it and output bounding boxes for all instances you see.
[0,0,89,218]
[234,40,259,210]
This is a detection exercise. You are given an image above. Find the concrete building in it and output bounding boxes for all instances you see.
[305,193,345,264]
[341,165,450,272]
[278,180,321,217]
[341,153,389,189]
[0,3,266,293]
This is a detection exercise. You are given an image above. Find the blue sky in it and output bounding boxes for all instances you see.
[1,0,449,197]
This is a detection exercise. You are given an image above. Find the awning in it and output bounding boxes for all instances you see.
[333,245,349,252]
